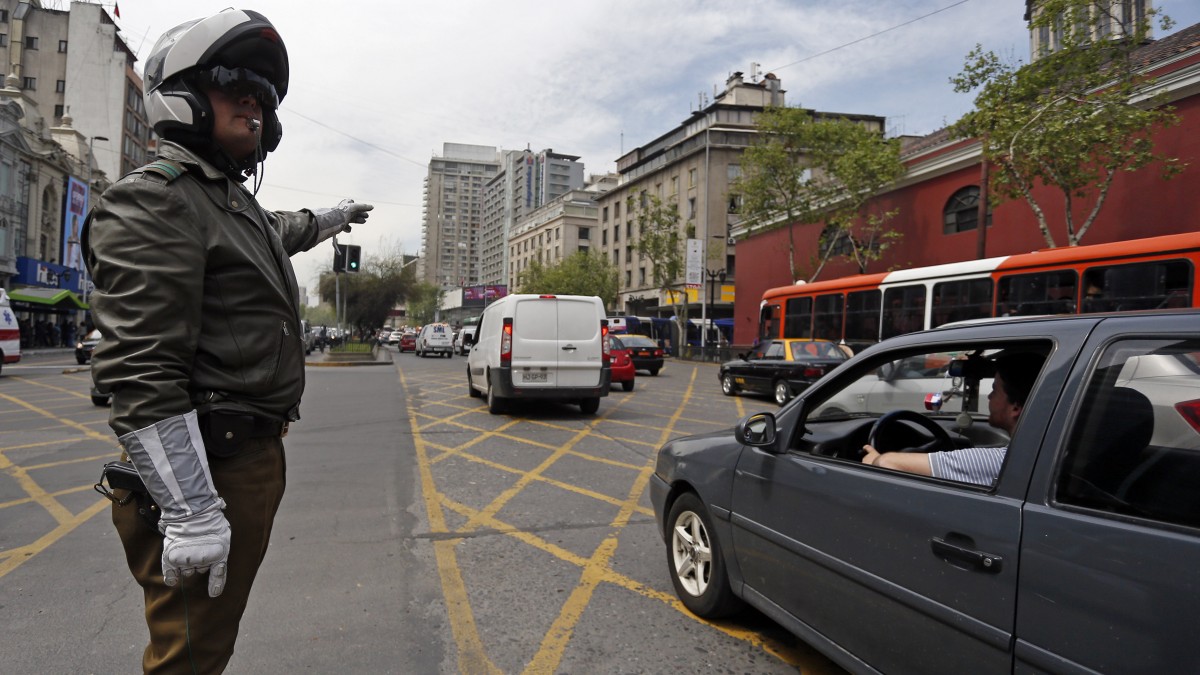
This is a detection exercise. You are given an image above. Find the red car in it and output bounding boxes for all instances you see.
[608,335,635,391]
[398,331,417,353]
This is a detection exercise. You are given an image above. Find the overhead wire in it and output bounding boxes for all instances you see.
[768,0,974,73]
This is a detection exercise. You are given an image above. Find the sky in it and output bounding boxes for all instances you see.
[89,0,1200,296]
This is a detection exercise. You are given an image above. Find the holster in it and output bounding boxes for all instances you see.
[94,460,161,529]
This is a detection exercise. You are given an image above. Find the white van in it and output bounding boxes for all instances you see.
[454,325,477,355]
[416,322,454,357]
[465,294,610,414]
[0,288,21,375]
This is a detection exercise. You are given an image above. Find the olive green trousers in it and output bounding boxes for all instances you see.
[113,437,286,674]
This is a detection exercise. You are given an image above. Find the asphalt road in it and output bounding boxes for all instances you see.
[0,348,843,674]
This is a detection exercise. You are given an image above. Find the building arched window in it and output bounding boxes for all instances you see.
[943,186,989,234]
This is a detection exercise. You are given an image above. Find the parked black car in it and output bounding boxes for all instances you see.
[616,334,665,375]
[651,310,1200,674]
[718,338,848,405]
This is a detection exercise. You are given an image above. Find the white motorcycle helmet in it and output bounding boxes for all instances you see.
[144,9,288,159]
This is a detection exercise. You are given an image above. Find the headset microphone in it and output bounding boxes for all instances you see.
[247,118,261,131]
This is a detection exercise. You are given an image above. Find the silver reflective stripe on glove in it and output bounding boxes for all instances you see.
[119,410,219,520]
[313,198,375,243]
[119,410,231,597]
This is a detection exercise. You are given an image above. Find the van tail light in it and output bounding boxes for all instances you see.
[1175,399,1200,434]
[601,320,610,364]
[500,318,513,365]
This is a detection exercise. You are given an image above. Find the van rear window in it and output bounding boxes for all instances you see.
[559,301,599,341]
[515,301,558,340]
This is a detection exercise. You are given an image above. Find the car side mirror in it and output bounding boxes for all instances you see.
[735,412,779,452]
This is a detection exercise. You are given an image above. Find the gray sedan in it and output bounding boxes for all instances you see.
[651,310,1200,674]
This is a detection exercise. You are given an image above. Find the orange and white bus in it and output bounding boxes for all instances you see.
[759,231,1199,352]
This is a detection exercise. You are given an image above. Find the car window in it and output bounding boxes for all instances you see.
[801,341,1050,487]
[609,335,625,350]
[764,343,785,359]
[622,335,656,349]
[1056,338,1200,529]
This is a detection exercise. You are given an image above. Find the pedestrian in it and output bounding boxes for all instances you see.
[85,9,372,672]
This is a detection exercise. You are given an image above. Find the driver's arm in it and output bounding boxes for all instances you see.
[861,444,933,476]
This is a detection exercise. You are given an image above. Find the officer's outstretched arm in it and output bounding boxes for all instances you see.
[312,198,374,243]
[121,411,230,598]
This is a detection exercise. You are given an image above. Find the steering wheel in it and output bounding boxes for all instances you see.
[867,410,954,454]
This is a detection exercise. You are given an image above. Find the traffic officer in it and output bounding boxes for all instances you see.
[86,9,372,672]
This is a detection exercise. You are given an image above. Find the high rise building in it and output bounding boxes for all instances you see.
[420,143,500,289]
[0,1,149,181]
[480,148,585,286]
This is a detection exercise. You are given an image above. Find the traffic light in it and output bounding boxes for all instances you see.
[346,245,361,273]
[333,245,346,272]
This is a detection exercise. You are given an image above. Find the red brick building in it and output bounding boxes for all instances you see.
[730,23,1200,347]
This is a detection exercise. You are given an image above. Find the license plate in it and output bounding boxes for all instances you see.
[637,351,650,357]
[521,371,548,383]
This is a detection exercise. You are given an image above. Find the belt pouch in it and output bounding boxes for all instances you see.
[200,412,256,458]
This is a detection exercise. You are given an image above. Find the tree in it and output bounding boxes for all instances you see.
[632,194,689,350]
[406,282,443,326]
[732,106,906,281]
[516,250,620,309]
[318,244,418,334]
[952,0,1182,247]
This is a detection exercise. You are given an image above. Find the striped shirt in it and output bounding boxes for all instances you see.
[928,447,1006,486]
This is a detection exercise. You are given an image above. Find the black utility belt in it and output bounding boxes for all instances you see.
[199,412,288,458]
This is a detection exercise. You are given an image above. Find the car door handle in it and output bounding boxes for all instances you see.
[562,345,577,351]
[930,537,1003,573]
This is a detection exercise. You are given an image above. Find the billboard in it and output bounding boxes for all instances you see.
[62,176,90,273]
[461,285,508,308]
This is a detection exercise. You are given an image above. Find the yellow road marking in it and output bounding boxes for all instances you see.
[400,366,502,675]
[401,361,805,672]
[0,382,117,580]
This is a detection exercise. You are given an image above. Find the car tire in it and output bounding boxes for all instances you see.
[649,368,660,376]
[91,395,110,407]
[467,369,482,398]
[487,377,505,415]
[579,397,600,414]
[666,492,742,618]
[720,374,738,396]
[773,380,792,406]
[622,380,634,392]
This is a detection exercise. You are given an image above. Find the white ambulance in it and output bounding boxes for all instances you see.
[0,288,21,375]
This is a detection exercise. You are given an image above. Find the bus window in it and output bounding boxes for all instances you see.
[760,304,780,341]
[1081,260,1193,313]
[813,294,844,341]
[784,297,812,338]
[882,286,926,339]
[845,289,882,348]
[932,278,994,327]
[997,270,1077,317]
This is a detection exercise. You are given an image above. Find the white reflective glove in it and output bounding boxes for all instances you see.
[314,199,374,243]
[161,500,231,598]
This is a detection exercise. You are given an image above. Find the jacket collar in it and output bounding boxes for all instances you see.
[156,140,247,184]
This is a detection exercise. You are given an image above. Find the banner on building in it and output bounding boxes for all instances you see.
[462,285,508,308]
[62,177,89,273]
[685,238,703,288]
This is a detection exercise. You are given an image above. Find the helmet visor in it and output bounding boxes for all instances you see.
[198,66,280,109]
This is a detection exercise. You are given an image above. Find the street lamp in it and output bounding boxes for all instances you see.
[703,268,726,358]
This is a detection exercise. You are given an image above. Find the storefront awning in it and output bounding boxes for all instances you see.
[8,287,89,311]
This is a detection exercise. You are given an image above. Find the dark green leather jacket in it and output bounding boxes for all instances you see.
[87,141,321,436]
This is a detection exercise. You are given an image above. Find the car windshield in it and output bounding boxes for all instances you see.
[789,341,847,361]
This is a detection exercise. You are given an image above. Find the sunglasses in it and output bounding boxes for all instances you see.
[199,66,279,109]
